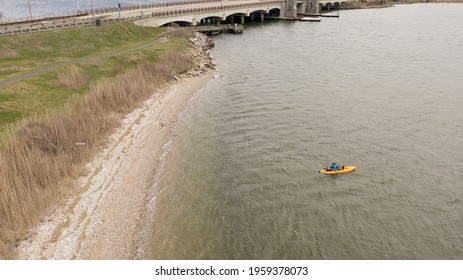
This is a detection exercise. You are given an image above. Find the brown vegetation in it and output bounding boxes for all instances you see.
[0,48,19,59]
[0,50,194,257]
[342,0,463,8]
[56,66,89,88]
[342,0,392,9]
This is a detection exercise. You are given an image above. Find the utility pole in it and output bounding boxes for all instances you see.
[91,0,94,16]
[27,0,33,20]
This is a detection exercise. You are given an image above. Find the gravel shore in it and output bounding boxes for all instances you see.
[17,33,214,259]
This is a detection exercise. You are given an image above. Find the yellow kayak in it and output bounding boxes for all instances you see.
[319,165,356,175]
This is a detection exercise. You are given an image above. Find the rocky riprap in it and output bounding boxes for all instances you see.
[184,32,215,77]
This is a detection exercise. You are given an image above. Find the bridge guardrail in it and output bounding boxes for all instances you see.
[0,1,283,37]
[93,0,223,15]
[0,16,143,37]
[145,1,282,18]
[0,0,222,23]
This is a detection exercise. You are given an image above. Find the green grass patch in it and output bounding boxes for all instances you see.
[0,22,198,251]
[0,22,191,134]
[0,21,165,80]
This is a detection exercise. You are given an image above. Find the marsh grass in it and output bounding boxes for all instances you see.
[0,45,194,257]
[56,66,89,88]
[0,33,191,131]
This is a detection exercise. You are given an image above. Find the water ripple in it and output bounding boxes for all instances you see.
[146,4,463,259]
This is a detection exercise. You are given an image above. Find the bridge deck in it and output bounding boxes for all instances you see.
[0,0,279,36]
[0,0,347,37]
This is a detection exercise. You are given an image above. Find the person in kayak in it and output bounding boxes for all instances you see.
[331,162,338,171]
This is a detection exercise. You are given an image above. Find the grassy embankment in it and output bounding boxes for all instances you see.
[0,21,196,258]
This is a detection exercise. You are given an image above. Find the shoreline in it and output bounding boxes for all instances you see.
[341,0,463,10]
[16,36,215,259]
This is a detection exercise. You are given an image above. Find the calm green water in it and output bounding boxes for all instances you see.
[143,4,463,259]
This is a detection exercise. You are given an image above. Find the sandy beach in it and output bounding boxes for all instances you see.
[16,39,214,259]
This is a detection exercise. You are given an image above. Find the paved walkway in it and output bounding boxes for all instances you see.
[0,36,166,89]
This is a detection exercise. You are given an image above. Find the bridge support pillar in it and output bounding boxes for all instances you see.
[250,13,255,21]
[240,15,244,25]
[260,13,264,22]
[281,0,298,18]
[306,0,320,15]
[299,3,307,14]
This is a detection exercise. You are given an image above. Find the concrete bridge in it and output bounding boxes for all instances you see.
[0,0,349,37]
[88,0,349,27]
[133,0,284,27]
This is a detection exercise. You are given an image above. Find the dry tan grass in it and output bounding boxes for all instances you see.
[0,50,194,257]
[169,28,196,40]
[126,52,148,64]
[56,66,89,88]
[0,48,19,59]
